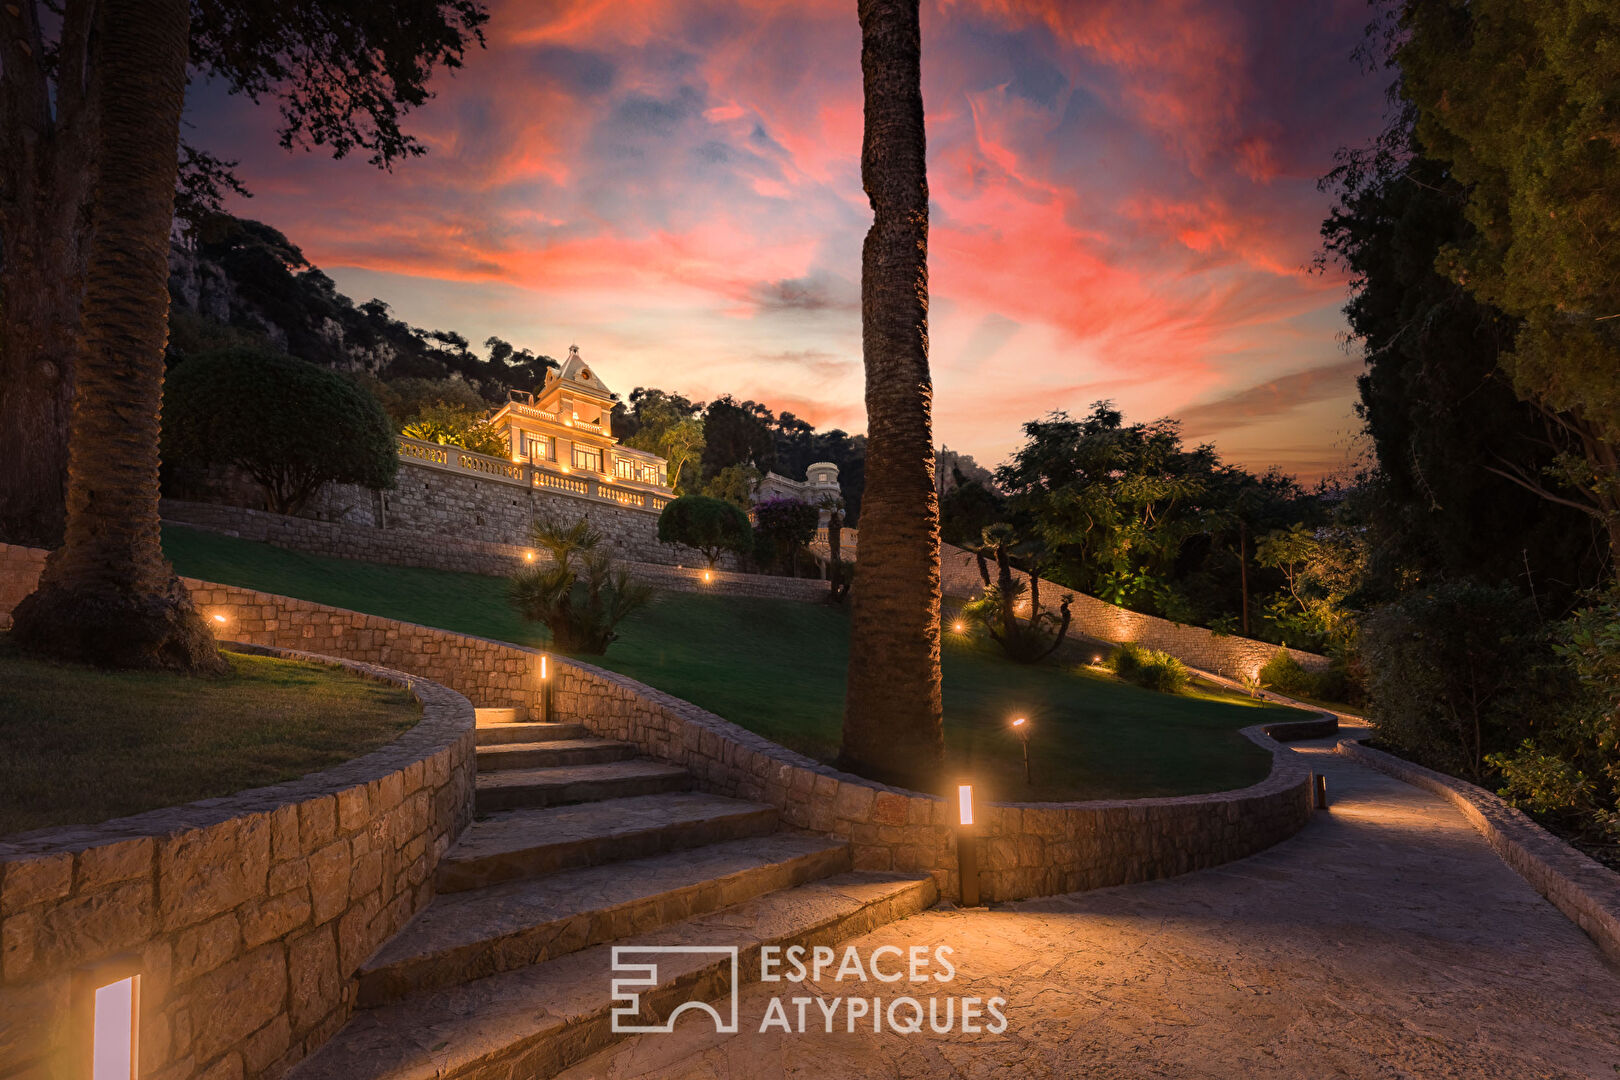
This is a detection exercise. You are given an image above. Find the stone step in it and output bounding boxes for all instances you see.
[476,739,637,772]
[290,872,938,1080]
[475,761,692,813]
[437,793,780,893]
[358,834,854,1007]
[473,706,528,725]
[475,721,589,746]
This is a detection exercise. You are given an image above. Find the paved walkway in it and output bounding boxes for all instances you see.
[560,731,1620,1079]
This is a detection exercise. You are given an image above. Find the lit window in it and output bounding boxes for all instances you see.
[572,446,602,472]
[525,435,549,461]
[614,458,635,479]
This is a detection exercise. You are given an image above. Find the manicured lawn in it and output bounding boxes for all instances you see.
[0,635,420,837]
[163,524,1305,801]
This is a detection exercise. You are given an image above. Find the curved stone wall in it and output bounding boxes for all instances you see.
[0,543,1316,912]
[0,646,476,1080]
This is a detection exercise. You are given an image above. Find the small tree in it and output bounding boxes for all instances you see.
[753,496,819,577]
[963,522,1074,663]
[657,495,752,568]
[509,517,653,654]
[164,346,398,514]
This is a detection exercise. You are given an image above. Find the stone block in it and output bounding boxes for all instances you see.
[286,927,341,1034]
[240,889,311,949]
[6,878,154,980]
[832,783,876,823]
[307,842,351,926]
[159,818,268,933]
[1,852,73,915]
[187,946,287,1063]
[172,912,242,985]
[76,837,155,891]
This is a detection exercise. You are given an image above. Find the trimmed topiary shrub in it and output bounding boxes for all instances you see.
[164,345,398,514]
[657,495,753,568]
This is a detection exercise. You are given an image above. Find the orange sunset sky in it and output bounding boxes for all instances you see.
[183,0,1389,483]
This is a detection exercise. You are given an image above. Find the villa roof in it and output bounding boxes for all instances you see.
[548,344,614,399]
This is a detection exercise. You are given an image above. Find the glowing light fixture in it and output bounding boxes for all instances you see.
[702,570,713,583]
[92,975,139,1080]
[524,551,536,562]
[1012,717,1032,785]
[955,784,981,907]
[211,614,226,625]
[952,621,966,634]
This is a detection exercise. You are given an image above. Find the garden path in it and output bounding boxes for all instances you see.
[559,726,1620,1079]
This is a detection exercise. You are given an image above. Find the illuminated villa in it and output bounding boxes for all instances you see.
[489,344,671,491]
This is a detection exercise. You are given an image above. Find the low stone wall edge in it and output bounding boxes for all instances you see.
[1335,738,1620,966]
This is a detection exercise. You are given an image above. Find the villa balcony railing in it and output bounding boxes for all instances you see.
[396,436,671,513]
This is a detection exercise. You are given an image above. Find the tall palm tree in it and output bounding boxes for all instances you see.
[839,0,944,788]
[10,0,224,673]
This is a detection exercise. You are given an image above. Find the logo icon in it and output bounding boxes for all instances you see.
[610,946,740,1034]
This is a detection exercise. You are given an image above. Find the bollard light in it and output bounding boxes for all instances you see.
[539,654,552,723]
[955,783,981,908]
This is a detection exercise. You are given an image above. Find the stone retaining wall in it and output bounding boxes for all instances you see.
[161,501,829,603]
[938,542,1329,679]
[0,543,1315,908]
[1337,739,1620,966]
[0,647,476,1080]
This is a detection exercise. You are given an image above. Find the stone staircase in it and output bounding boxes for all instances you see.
[290,709,937,1080]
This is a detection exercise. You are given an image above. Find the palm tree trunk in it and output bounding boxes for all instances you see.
[10,0,224,673]
[0,0,98,547]
[840,0,943,788]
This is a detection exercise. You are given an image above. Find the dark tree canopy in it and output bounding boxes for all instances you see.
[189,0,489,169]
[163,346,398,514]
[1319,105,1606,608]
[700,395,777,482]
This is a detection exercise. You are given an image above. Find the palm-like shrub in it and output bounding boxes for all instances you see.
[963,522,1073,663]
[509,517,653,654]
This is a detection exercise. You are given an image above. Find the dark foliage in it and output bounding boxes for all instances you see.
[163,346,397,513]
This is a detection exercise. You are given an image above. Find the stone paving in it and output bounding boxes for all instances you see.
[559,729,1620,1079]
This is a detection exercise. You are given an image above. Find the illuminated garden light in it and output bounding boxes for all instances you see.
[91,973,139,1080]
[524,551,536,562]
[211,613,227,625]
[955,784,981,907]
[702,569,713,583]
[1012,717,1032,785]
[952,620,966,634]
